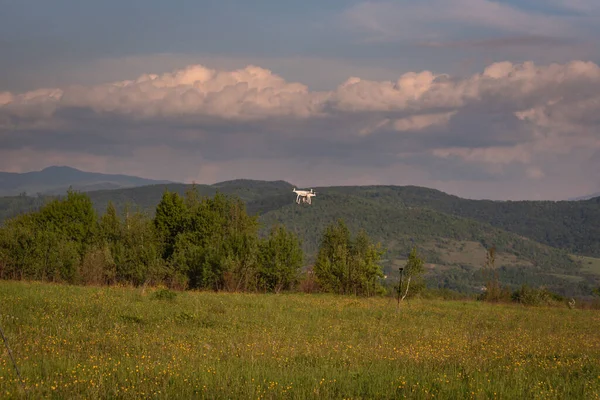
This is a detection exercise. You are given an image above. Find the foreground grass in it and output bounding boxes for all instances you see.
[1,281,599,399]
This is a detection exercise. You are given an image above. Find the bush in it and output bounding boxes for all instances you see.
[298,268,319,294]
[511,285,563,306]
[151,288,178,301]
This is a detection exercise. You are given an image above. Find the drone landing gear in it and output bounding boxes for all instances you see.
[295,196,312,205]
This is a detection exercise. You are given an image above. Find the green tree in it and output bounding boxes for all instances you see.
[92,201,124,285]
[0,213,40,280]
[0,189,97,283]
[314,219,385,296]
[313,219,352,294]
[154,190,189,259]
[479,246,511,302]
[119,209,164,286]
[349,229,385,296]
[99,201,121,243]
[257,225,304,293]
[34,188,98,259]
[397,246,425,304]
[201,192,260,291]
[169,191,260,291]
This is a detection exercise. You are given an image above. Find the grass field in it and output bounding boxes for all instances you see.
[1,281,600,399]
[573,255,600,276]
[427,240,530,269]
[386,239,535,279]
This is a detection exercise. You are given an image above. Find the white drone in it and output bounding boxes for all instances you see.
[292,188,316,205]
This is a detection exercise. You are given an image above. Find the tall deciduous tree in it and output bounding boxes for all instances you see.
[350,229,385,296]
[313,219,352,294]
[314,219,385,296]
[170,191,260,291]
[0,189,94,283]
[119,209,164,286]
[34,188,98,257]
[257,225,304,293]
[99,201,121,243]
[397,246,425,304]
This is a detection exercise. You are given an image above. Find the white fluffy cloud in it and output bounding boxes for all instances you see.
[2,65,325,121]
[2,59,600,199]
[4,60,599,120]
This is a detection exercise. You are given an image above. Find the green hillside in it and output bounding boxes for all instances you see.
[0,180,294,223]
[5,180,598,260]
[318,185,600,258]
[80,180,295,217]
[0,194,53,223]
[79,183,600,260]
[256,191,591,295]
[1,180,598,296]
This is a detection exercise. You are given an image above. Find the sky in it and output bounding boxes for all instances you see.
[1,0,600,200]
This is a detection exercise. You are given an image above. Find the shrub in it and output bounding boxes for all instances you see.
[511,285,563,306]
[151,288,178,301]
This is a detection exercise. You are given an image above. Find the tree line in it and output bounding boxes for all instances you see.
[1,186,595,305]
[0,187,398,296]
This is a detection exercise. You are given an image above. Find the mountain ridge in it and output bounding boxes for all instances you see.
[569,191,600,201]
[0,166,176,197]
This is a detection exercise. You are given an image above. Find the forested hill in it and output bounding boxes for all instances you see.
[319,186,600,259]
[0,179,295,224]
[2,179,598,258]
[1,179,600,296]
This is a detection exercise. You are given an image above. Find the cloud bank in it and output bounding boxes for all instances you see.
[1,59,600,200]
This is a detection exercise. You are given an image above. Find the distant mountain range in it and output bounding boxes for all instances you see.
[0,166,175,197]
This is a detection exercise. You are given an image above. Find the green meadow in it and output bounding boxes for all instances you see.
[574,255,600,275]
[1,281,599,399]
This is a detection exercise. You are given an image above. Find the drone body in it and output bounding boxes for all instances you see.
[292,188,316,205]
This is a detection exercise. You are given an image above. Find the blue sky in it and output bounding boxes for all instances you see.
[1,0,600,199]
